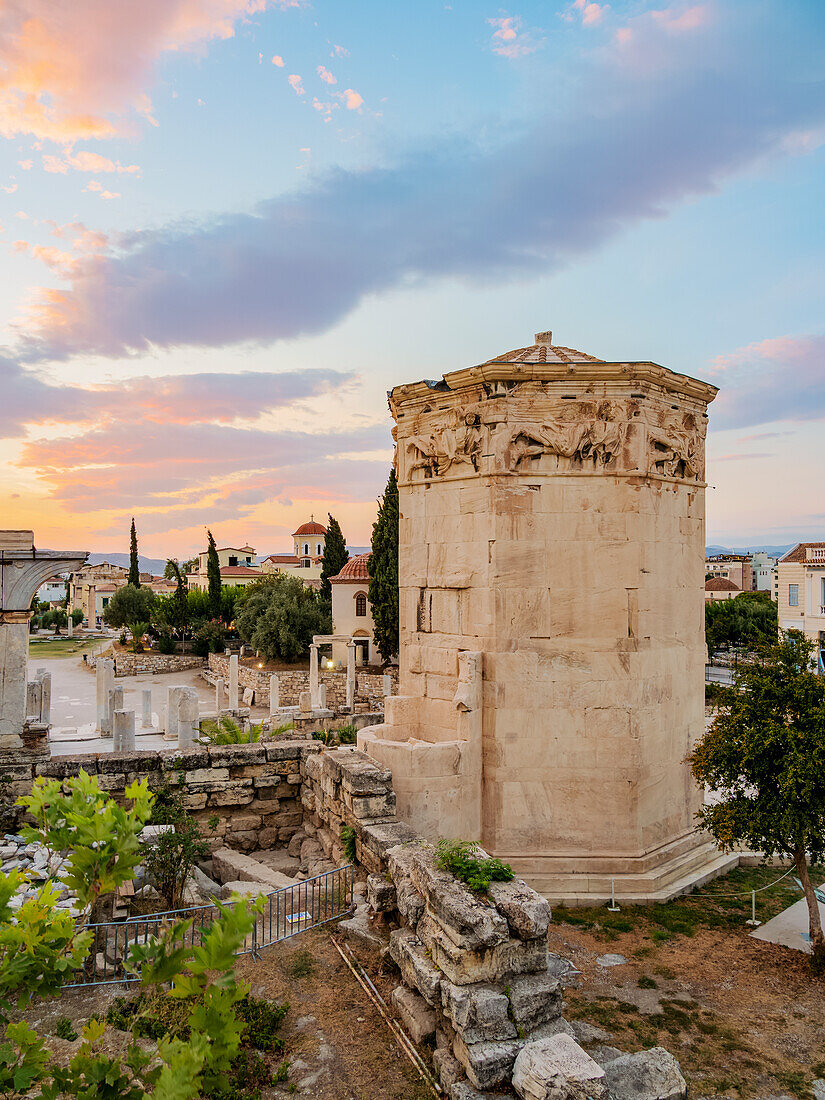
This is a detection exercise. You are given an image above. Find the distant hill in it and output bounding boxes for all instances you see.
[45,551,170,576]
[706,543,795,557]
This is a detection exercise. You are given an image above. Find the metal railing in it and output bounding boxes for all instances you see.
[65,864,354,988]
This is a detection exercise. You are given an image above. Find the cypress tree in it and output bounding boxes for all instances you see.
[128,518,140,587]
[368,468,399,661]
[320,514,349,602]
[206,530,222,616]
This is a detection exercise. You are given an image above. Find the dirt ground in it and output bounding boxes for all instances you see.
[548,918,825,1099]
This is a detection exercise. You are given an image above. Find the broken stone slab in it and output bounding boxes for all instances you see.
[434,1047,464,1091]
[338,902,382,947]
[321,748,394,795]
[212,847,297,892]
[221,880,271,901]
[602,1047,687,1100]
[387,843,509,952]
[512,1033,607,1100]
[452,1032,521,1091]
[249,849,300,876]
[526,1018,576,1042]
[392,985,436,1044]
[396,879,425,925]
[596,953,627,968]
[358,821,419,863]
[418,912,547,986]
[587,1046,624,1068]
[388,927,443,1006]
[441,981,517,1044]
[450,1083,511,1100]
[570,1020,612,1045]
[546,953,581,987]
[367,873,396,913]
[488,878,552,942]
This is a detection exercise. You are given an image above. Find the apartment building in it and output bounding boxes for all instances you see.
[776,543,825,671]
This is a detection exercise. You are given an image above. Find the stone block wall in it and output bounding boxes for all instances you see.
[87,653,206,677]
[207,653,398,710]
[22,741,321,853]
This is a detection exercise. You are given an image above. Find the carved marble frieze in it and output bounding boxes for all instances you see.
[396,395,707,483]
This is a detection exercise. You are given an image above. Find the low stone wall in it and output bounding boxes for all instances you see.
[22,741,320,853]
[207,653,398,710]
[88,653,206,677]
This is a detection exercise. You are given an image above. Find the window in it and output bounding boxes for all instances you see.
[317,543,322,555]
[102,597,109,608]
[304,543,309,555]
[228,555,238,566]
[355,592,367,617]
[789,584,799,607]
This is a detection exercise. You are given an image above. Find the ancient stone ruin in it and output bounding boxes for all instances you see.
[360,331,725,903]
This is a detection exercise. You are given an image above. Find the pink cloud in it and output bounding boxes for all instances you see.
[0,1,296,143]
[42,151,141,175]
[272,54,285,66]
[651,4,709,33]
[288,74,305,95]
[17,158,32,170]
[332,45,349,58]
[42,154,68,174]
[340,88,363,110]
[317,65,337,85]
[487,15,542,58]
[708,335,825,430]
[566,0,609,26]
[84,180,120,199]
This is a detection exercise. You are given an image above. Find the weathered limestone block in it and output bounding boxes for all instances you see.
[388,928,443,1006]
[418,913,546,986]
[488,879,552,942]
[512,1034,607,1100]
[367,874,396,913]
[212,848,296,891]
[441,982,517,1044]
[387,844,509,951]
[396,880,425,925]
[267,740,320,762]
[453,1033,521,1091]
[348,792,397,820]
[451,1083,511,1100]
[434,1048,464,1091]
[358,821,419,863]
[602,1048,686,1100]
[184,768,230,785]
[162,750,209,771]
[391,985,436,1044]
[507,972,563,1033]
[209,744,267,767]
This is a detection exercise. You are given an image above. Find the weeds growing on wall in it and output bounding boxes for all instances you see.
[341,826,357,864]
[198,715,264,745]
[435,840,514,893]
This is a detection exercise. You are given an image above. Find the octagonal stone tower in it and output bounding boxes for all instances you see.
[359,331,730,903]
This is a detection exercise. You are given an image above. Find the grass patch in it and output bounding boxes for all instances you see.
[637,976,658,989]
[27,637,99,659]
[289,948,315,979]
[54,1017,78,1041]
[552,862,820,942]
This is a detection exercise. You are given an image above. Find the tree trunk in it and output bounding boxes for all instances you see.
[793,845,825,969]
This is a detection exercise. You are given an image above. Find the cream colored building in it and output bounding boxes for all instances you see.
[776,543,825,672]
[69,562,129,619]
[188,544,260,590]
[261,520,327,585]
[330,553,376,665]
[704,577,740,602]
[360,329,728,904]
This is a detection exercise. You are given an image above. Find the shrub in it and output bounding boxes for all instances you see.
[54,1017,78,1041]
[435,839,514,892]
[341,826,357,864]
[337,724,358,745]
[198,716,264,745]
[157,634,177,655]
[144,820,210,910]
[235,575,331,662]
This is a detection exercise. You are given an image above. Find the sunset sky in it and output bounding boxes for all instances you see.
[1,0,824,558]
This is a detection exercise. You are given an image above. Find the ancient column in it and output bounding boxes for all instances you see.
[37,670,51,726]
[141,689,152,728]
[165,685,182,741]
[228,654,239,710]
[113,710,135,752]
[383,674,392,698]
[215,677,224,712]
[67,614,73,638]
[96,659,114,734]
[318,683,327,710]
[86,585,96,627]
[358,328,721,904]
[345,643,356,710]
[309,644,320,709]
[269,674,280,715]
[177,689,199,749]
[299,690,312,716]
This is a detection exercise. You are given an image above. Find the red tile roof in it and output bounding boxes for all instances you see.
[705,577,740,592]
[330,552,371,583]
[780,542,825,563]
[293,520,327,536]
[220,565,261,576]
[264,554,301,564]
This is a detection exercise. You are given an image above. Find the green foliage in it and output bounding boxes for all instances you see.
[690,630,825,964]
[206,531,222,618]
[18,770,153,918]
[288,949,314,979]
[103,584,155,629]
[128,620,149,652]
[319,514,348,602]
[40,609,68,634]
[337,723,357,744]
[128,518,140,587]
[368,467,399,661]
[705,591,778,658]
[341,826,357,863]
[54,1017,78,1041]
[434,839,514,892]
[234,574,331,662]
[144,822,210,911]
[157,634,177,655]
[0,1021,49,1096]
[198,716,264,746]
[71,608,83,627]
[193,619,226,656]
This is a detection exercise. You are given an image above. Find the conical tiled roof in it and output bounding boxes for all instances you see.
[483,330,603,365]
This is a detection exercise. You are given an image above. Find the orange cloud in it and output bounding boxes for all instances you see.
[487,15,542,58]
[340,88,363,110]
[272,54,285,66]
[83,180,120,199]
[317,65,337,85]
[0,1,297,143]
[288,74,305,95]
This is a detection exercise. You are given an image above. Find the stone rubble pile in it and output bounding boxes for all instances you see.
[0,834,81,915]
[367,841,688,1100]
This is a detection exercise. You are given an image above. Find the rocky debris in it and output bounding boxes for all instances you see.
[211,847,297,892]
[434,1046,464,1091]
[453,1032,522,1090]
[570,1020,612,1045]
[587,1046,624,1068]
[190,865,221,898]
[512,1033,608,1100]
[336,899,382,947]
[602,1047,687,1100]
[441,981,517,1044]
[450,1083,511,1100]
[0,833,80,915]
[248,848,299,876]
[391,984,436,1043]
[546,952,582,987]
[488,878,552,942]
